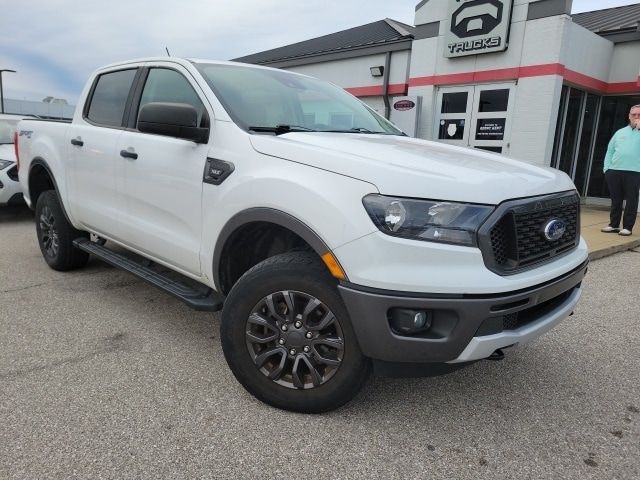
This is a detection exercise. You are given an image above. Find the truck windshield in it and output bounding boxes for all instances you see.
[0,119,19,144]
[194,63,404,136]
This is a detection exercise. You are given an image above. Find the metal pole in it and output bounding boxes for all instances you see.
[0,69,17,114]
[382,52,391,120]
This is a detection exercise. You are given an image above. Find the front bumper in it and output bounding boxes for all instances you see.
[338,260,587,364]
[0,166,23,206]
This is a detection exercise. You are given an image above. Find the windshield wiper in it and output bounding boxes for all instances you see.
[248,125,316,135]
[323,127,400,135]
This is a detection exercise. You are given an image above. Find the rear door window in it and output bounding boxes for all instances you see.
[86,69,137,127]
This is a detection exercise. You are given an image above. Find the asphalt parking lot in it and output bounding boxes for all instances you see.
[1,204,639,480]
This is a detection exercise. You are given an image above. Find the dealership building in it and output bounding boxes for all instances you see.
[235,0,640,204]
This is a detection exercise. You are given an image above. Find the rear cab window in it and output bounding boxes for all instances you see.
[85,69,138,127]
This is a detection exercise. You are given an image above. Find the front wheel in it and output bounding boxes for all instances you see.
[35,190,89,271]
[221,252,371,413]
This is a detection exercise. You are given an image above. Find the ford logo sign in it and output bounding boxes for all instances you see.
[544,219,566,241]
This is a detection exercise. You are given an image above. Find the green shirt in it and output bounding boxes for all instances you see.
[604,126,640,173]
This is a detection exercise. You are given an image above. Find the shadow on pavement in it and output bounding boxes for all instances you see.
[0,204,33,224]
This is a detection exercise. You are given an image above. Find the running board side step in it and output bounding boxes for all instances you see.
[73,238,224,312]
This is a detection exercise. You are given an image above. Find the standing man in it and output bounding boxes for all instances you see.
[601,104,640,236]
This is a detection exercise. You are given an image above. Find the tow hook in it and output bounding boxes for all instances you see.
[487,349,505,361]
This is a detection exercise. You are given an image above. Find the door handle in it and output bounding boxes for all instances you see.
[70,138,84,147]
[120,149,138,160]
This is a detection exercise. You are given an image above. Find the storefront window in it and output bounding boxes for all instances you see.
[587,95,640,198]
[574,94,600,195]
[551,87,611,197]
[441,92,468,113]
[557,88,584,176]
[478,89,509,112]
[551,86,569,169]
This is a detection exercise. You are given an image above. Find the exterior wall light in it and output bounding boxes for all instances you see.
[370,66,384,77]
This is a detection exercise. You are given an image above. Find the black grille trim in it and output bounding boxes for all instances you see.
[478,191,581,276]
[475,286,579,336]
[501,289,575,331]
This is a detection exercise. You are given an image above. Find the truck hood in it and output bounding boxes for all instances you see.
[249,133,575,205]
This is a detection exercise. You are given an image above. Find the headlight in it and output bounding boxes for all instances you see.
[0,159,13,170]
[362,194,494,247]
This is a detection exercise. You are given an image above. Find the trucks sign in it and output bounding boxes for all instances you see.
[445,0,514,58]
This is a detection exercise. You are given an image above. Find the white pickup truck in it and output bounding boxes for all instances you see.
[17,58,588,412]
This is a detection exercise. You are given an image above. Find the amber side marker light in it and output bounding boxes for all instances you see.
[321,252,347,280]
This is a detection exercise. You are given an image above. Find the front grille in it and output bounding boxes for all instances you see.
[480,193,580,274]
[7,166,18,182]
[502,312,520,330]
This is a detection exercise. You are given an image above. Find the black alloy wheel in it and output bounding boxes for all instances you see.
[221,252,370,413]
[38,205,59,259]
[246,290,344,390]
[35,190,89,271]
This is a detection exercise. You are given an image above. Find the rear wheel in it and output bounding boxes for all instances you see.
[35,190,89,271]
[221,252,370,413]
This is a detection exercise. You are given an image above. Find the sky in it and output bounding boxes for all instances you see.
[0,0,638,103]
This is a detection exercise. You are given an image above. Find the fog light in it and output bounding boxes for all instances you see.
[389,308,432,336]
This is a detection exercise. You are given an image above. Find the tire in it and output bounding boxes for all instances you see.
[221,252,371,413]
[35,190,89,271]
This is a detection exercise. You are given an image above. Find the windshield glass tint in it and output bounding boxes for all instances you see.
[0,119,19,144]
[195,63,403,135]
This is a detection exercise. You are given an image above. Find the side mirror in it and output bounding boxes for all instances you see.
[137,102,209,143]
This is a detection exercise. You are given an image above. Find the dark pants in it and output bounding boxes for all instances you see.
[605,170,640,231]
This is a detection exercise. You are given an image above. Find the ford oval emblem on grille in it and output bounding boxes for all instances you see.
[544,219,566,241]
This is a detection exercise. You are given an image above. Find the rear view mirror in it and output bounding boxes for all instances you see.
[138,102,209,143]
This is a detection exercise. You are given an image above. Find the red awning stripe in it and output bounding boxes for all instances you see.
[344,66,638,97]
[406,63,638,94]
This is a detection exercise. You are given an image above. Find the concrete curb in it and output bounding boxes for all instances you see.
[588,238,640,261]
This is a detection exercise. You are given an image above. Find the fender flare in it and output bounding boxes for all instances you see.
[28,158,72,223]
[212,207,331,290]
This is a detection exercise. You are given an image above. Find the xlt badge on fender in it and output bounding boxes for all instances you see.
[204,158,235,185]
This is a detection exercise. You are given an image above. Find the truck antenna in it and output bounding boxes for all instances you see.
[165,47,171,57]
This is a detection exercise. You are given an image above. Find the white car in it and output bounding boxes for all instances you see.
[0,114,34,206]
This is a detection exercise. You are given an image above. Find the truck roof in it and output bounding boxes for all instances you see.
[98,57,276,71]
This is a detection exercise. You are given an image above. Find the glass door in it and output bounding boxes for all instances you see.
[469,84,515,155]
[434,86,474,146]
[435,83,515,154]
